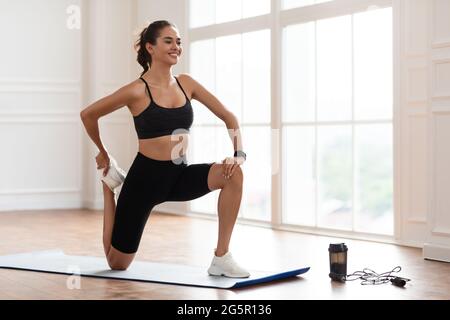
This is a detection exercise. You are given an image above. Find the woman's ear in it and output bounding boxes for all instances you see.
[145,42,153,55]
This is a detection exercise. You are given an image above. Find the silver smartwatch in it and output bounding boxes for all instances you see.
[234,150,246,161]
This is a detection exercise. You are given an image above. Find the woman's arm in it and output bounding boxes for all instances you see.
[80,83,138,154]
[181,74,244,153]
[80,82,139,175]
[181,74,245,178]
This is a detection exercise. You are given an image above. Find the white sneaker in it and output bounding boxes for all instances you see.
[207,251,250,278]
[99,156,126,192]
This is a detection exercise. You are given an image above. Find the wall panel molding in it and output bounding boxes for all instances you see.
[425,0,450,260]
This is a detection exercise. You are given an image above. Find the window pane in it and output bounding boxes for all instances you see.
[216,34,242,122]
[317,126,352,230]
[282,0,332,10]
[216,0,242,24]
[190,0,215,28]
[283,22,315,122]
[190,40,218,125]
[243,29,271,124]
[243,0,270,18]
[189,126,218,214]
[355,124,393,235]
[241,126,271,221]
[282,126,315,226]
[317,15,352,121]
[354,7,393,120]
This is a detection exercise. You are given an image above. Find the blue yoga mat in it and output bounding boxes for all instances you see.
[0,250,309,289]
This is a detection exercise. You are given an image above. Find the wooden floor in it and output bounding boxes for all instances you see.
[0,209,448,300]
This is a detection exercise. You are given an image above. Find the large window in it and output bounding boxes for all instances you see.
[188,0,394,236]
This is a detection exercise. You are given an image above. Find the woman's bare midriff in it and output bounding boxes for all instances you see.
[137,133,189,161]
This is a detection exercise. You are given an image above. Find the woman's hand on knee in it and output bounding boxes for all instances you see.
[222,157,244,179]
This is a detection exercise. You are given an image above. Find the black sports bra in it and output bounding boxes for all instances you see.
[133,76,193,139]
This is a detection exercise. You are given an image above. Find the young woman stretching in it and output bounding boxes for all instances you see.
[80,20,249,278]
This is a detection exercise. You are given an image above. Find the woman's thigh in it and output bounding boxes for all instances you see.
[166,162,244,202]
[110,153,178,254]
[165,162,216,202]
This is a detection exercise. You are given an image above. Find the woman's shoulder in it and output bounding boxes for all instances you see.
[119,78,147,100]
[176,73,199,97]
[176,73,197,84]
[111,79,148,112]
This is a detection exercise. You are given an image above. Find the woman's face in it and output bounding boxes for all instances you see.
[147,26,182,66]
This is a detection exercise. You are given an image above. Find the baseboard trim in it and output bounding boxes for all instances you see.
[423,243,450,262]
[0,201,82,212]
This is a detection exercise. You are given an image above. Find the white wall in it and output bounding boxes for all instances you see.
[0,0,139,211]
[423,0,450,262]
[395,0,450,262]
[0,0,83,210]
[397,0,430,248]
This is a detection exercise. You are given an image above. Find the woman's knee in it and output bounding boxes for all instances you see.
[108,257,133,270]
[108,261,130,271]
[229,165,243,187]
[107,246,135,270]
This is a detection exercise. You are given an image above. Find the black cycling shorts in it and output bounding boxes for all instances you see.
[111,152,214,253]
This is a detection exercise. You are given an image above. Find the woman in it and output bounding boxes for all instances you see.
[80,20,249,278]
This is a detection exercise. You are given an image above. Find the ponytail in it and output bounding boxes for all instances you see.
[135,27,150,76]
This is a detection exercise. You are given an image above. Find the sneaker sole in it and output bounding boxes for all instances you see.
[207,266,250,278]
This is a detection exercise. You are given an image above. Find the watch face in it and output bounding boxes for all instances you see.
[234,151,246,160]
